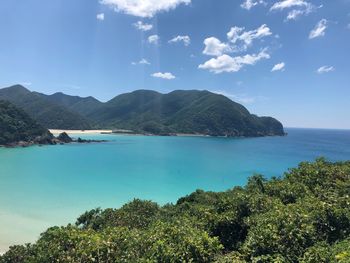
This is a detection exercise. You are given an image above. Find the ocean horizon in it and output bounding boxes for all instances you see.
[0,127,350,253]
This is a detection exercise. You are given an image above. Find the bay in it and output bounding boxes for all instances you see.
[0,128,350,252]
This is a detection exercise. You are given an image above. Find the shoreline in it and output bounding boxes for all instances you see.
[0,132,107,148]
[49,129,113,135]
[49,130,216,137]
[49,129,286,138]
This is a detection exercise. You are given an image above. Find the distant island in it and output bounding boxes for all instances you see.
[0,85,285,137]
[0,100,104,147]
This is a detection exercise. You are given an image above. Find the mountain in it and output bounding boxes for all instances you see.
[0,85,285,137]
[0,85,93,129]
[44,92,104,116]
[86,90,285,136]
[0,100,51,145]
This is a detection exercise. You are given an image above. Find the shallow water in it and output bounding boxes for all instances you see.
[0,128,350,252]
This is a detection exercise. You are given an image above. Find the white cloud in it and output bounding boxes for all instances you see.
[202,24,272,56]
[286,4,321,21]
[200,25,272,73]
[152,72,176,79]
[100,0,191,18]
[96,13,105,21]
[227,24,272,50]
[133,21,153,31]
[132,58,151,65]
[198,50,270,74]
[226,27,245,43]
[202,37,231,56]
[241,0,266,10]
[270,0,319,21]
[317,65,335,74]
[148,34,160,44]
[309,19,328,39]
[270,0,309,11]
[271,62,285,72]
[286,9,305,20]
[286,8,309,20]
[168,35,191,46]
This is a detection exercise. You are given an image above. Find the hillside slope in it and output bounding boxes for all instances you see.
[0,85,93,129]
[87,90,285,136]
[0,86,285,137]
[44,92,104,116]
[0,100,51,145]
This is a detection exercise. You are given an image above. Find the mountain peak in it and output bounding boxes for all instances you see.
[3,84,31,94]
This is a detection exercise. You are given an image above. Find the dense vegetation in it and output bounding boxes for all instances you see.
[0,85,284,136]
[0,100,51,145]
[1,158,349,262]
[0,85,92,129]
[45,92,104,117]
[86,90,285,137]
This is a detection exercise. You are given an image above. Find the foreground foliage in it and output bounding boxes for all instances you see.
[1,158,350,262]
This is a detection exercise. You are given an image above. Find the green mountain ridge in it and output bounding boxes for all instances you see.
[0,85,285,137]
[0,85,93,129]
[45,92,104,116]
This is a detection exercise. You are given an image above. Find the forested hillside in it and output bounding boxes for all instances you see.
[0,85,93,129]
[0,85,284,137]
[86,90,285,136]
[0,100,52,145]
[0,85,285,136]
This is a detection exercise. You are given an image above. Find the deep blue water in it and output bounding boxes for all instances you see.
[0,128,349,252]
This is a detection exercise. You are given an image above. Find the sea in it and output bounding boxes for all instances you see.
[0,128,349,252]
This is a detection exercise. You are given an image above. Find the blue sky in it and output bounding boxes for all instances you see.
[0,0,349,129]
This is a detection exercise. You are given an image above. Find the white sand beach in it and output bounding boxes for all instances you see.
[49,129,112,135]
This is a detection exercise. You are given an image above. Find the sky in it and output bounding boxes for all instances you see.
[0,0,349,129]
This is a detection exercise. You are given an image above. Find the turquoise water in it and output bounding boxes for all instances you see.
[0,128,350,252]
